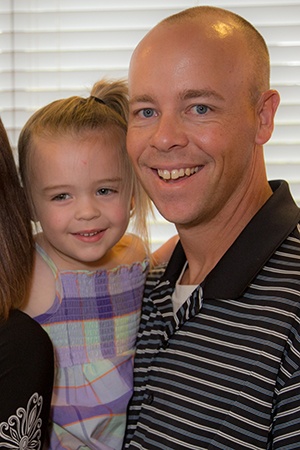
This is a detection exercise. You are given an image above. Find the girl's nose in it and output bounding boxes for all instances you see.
[75,197,101,221]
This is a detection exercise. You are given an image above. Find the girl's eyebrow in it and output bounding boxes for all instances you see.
[42,184,71,193]
[41,177,123,193]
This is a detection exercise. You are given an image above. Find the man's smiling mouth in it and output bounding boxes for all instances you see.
[157,166,199,180]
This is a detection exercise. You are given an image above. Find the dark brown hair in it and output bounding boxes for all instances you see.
[0,118,34,319]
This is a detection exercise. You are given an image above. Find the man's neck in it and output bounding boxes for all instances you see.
[177,181,272,286]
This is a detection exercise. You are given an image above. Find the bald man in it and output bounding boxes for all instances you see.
[124,6,300,449]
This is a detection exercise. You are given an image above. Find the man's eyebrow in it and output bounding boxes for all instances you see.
[129,94,154,105]
[180,89,225,101]
[129,90,225,105]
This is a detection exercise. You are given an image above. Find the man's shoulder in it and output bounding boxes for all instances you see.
[145,264,168,293]
[280,223,300,252]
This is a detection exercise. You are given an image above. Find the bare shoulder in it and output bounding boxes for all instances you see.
[151,234,179,266]
[22,249,56,318]
[116,233,148,265]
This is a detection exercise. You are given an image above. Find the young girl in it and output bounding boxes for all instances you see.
[18,80,174,450]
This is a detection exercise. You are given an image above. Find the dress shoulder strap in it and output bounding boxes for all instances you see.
[35,242,58,277]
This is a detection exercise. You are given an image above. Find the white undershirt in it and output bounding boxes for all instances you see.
[172,262,201,312]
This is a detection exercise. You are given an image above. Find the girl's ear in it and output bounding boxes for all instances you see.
[255,89,280,145]
[28,200,38,223]
[31,210,39,223]
[130,196,135,217]
[25,192,39,224]
[20,186,36,222]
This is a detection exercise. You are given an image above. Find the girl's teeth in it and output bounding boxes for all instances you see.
[158,166,199,180]
[80,231,97,237]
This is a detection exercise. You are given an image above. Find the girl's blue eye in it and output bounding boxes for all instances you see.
[195,104,209,115]
[97,188,113,196]
[52,193,70,201]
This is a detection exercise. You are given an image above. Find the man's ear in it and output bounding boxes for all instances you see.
[255,89,280,145]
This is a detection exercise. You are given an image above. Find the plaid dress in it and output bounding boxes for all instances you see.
[34,243,149,450]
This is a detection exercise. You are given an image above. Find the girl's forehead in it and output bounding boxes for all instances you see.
[30,132,128,179]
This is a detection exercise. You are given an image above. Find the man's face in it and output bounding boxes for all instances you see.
[127,20,265,230]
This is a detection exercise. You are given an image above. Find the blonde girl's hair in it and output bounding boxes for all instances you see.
[0,118,34,319]
[18,78,152,253]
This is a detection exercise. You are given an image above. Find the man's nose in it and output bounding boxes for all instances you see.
[149,113,188,152]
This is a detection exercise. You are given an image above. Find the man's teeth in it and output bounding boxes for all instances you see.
[158,166,199,180]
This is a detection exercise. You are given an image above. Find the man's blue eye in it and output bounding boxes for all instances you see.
[142,108,154,118]
[195,105,208,114]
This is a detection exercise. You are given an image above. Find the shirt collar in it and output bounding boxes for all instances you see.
[162,180,300,299]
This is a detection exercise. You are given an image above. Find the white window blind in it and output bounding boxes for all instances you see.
[1,0,299,250]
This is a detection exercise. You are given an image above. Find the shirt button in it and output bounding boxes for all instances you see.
[144,391,154,405]
[161,340,169,349]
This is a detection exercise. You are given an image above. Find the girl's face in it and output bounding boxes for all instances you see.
[30,130,132,270]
